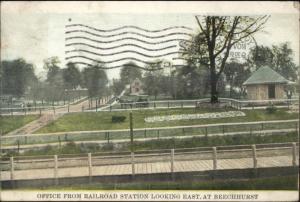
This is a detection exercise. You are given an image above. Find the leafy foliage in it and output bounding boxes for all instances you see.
[248,43,298,81]
[62,62,81,89]
[1,58,38,97]
[82,63,108,98]
[181,16,269,102]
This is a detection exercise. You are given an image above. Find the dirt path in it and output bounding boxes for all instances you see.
[5,98,94,135]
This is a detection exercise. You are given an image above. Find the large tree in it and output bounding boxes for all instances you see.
[1,58,37,98]
[181,16,269,103]
[120,62,142,86]
[224,60,251,98]
[248,43,298,81]
[63,62,81,90]
[82,63,108,98]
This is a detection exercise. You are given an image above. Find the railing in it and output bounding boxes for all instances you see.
[1,119,298,150]
[102,98,298,112]
[1,142,298,182]
[1,97,297,114]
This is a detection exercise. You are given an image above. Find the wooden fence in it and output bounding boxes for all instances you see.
[1,142,298,182]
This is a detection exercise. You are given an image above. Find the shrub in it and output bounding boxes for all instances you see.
[266,104,277,114]
[112,115,126,123]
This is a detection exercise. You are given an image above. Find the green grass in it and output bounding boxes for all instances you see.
[6,132,297,157]
[22,175,299,190]
[0,115,39,134]
[35,108,297,133]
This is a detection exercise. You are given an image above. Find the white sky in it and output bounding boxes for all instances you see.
[1,1,299,80]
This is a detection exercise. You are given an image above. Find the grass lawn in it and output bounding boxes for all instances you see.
[0,115,39,134]
[21,175,298,190]
[35,108,297,133]
[7,132,297,157]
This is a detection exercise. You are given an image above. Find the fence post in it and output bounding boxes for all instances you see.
[212,147,217,170]
[205,127,208,138]
[144,129,147,138]
[171,149,175,179]
[252,145,257,168]
[110,105,112,112]
[39,108,42,116]
[131,152,135,177]
[107,132,110,143]
[261,123,264,130]
[54,155,58,185]
[292,143,297,167]
[68,105,70,113]
[17,140,20,154]
[10,156,14,180]
[154,102,156,108]
[168,101,169,108]
[157,130,160,139]
[58,136,61,148]
[82,106,84,112]
[88,153,92,182]
[222,125,225,134]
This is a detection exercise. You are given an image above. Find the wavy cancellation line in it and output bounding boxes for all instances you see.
[66,36,190,45]
[66,24,193,33]
[66,61,164,70]
[65,55,176,65]
[66,30,192,39]
[66,49,183,58]
[65,43,177,51]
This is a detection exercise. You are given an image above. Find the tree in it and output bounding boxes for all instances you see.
[82,63,108,98]
[43,57,61,84]
[1,58,37,98]
[112,79,124,96]
[224,60,251,98]
[181,15,269,103]
[248,43,298,81]
[63,62,81,90]
[120,62,142,86]
[142,61,165,99]
[43,57,64,103]
[174,60,210,99]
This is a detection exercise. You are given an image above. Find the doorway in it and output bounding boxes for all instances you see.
[268,84,275,99]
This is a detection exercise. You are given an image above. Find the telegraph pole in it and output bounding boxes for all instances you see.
[129,112,134,152]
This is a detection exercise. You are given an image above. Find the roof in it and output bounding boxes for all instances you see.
[243,66,289,85]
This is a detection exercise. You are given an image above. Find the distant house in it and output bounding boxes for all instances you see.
[243,66,291,100]
[130,78,144,95]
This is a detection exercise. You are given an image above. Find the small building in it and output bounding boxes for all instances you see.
[130,78,144,95]
[243,66,290,100]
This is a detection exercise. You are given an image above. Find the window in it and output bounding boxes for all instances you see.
[268,84,275,99]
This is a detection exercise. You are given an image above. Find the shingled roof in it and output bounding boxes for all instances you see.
[243,66,289,85]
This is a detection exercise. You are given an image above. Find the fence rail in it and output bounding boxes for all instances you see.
[1,97,298,115]
[0,142,298,182]
[1,119,298,150]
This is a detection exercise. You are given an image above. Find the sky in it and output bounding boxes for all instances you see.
[1,1,299,80]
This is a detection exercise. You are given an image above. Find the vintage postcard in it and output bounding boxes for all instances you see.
[0,1,299,201]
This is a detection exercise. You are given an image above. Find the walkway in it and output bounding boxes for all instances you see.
[0,155,297,181]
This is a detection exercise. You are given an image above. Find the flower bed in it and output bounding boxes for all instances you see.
[144,111,246,123]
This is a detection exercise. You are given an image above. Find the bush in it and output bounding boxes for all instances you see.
[112,115,126,123]
[266,104,277,114]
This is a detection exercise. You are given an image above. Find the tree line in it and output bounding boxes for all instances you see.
[1,16,298,104]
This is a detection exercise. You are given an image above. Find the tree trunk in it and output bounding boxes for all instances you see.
[210,71,219,103]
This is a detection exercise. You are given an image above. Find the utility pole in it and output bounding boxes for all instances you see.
[129,112,134,152]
